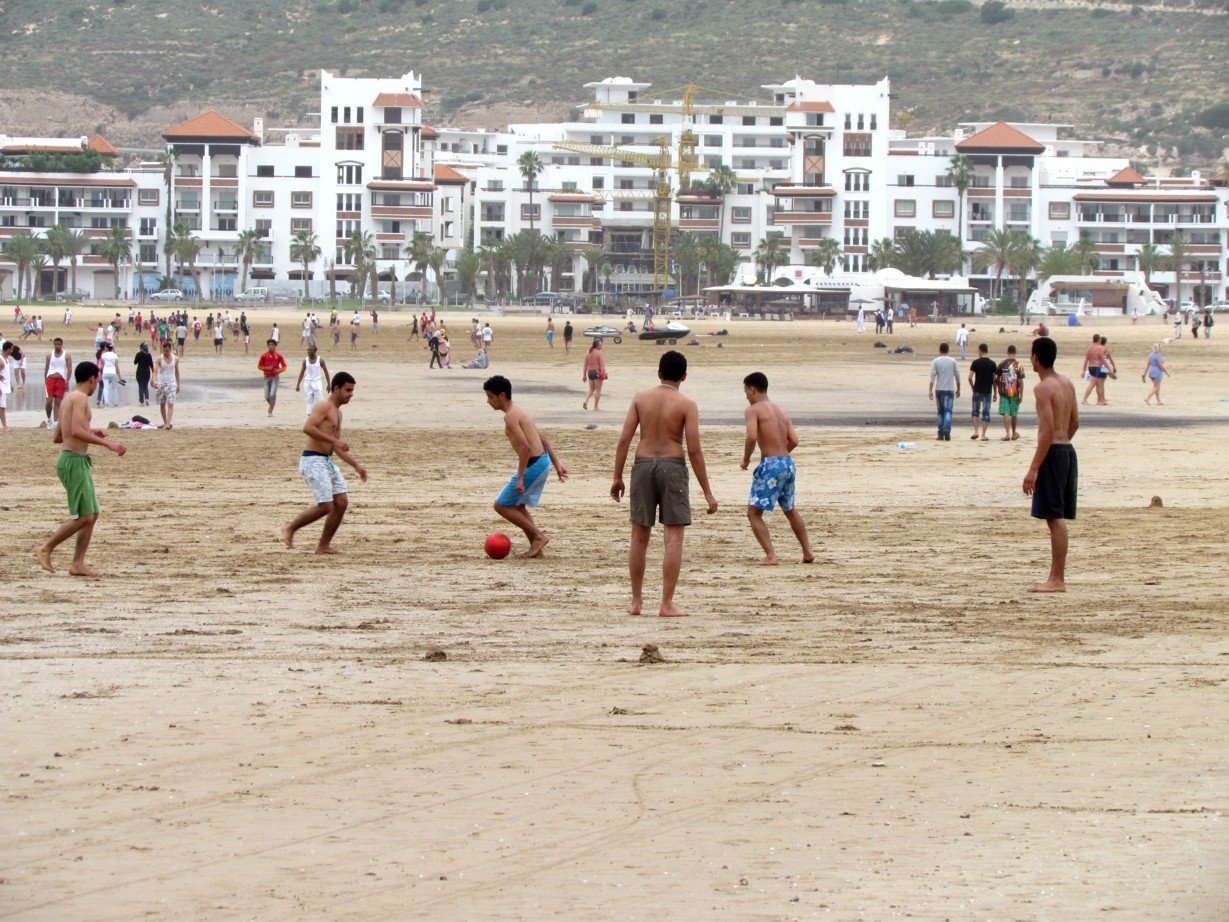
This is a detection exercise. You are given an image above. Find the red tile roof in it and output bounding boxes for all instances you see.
[162,111,259,143]
[87,135,120,156]
[955,121,1045,154]
[434,164,468,183]
[0,142,82,154]
[420,125,440,140]
[1105,166,1145,186]
[373,93,425,108]
[786,101,835,114]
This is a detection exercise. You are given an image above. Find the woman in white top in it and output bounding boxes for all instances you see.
[100,346,121,407]
[156,341,180,429]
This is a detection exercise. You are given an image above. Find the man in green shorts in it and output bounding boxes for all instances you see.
[35,362,127,577]
[996,344,1026,441]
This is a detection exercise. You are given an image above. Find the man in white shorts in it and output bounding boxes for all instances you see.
[294,343,330,413]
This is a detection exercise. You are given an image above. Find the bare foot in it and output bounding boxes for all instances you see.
[521,534,550,559]
[628,602,643,616]
[802,554,815,564]
[1000,436,1011,441]
[980,436,989,441]
[1028,580,1066,593]
[658,605,689,618]
[758,555,780,567]
[314,546,340,555]
[1011,434,1020,440]
[280,525,294,549]
[582,401,588,410]
[68,565,101,579]
[34,545,55,573]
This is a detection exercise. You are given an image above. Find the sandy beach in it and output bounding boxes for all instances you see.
[1,305,1226,919]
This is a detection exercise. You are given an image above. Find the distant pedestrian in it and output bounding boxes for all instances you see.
[928,342,960,441]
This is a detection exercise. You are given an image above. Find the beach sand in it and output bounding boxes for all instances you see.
[2,306,1226,918]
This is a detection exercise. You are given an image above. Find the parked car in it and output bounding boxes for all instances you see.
[522,291,562,306]
[234,287,269,303]
[444,293,473,307]
[1205,300,1229,312]
[55,288,89,302]
[376,290,392,303]
[149,289,185,302]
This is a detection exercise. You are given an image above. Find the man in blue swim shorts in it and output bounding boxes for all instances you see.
[740,371,814,566]
[484,375,569,558]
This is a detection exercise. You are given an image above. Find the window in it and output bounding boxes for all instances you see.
[255,218,272,238]
[253,190,274,208]
[343,106,351,123]
[356,107,363,123]
[481,204,505,222]
[291,191,312,208]
[561,181,578,192]
[843,133,872,157]
[520,204,541,222]
[496,144,507,155]
[620,135,634,146]
[844,200,869,220]
[870,114,877,130]
[894,199,916,218]
[336,164,363,185]
[857,114,865,130]
[705,155,723,169]
[893,227,913,241]
[770,116,783,127]
[139,243,157,263]
[935,175,953,187]
[255,165,274,178]
[336,192,361,212]
[933,200,955,219]
[732,206,752,223]
[1049,202,1070,220]
[897,175,915,187]
[590,134,605,144]
[138,188,159,206]
[709,115,723,125]
[139,217,157,236]
[487,179,504,192]
[621,113,635,124]
[843,227,868,246]
[1051,231,1068,245]
[844,113,851,130]
[336,219,360,240]
[384,107,401,124]
[291,217,312,234]
[742,116,756,126]
[619,178,635,190]
[592,176,604,190]
[731,232,751,248]
[844,171,870,192]
[295,166,313,178]
[649,114,663,125]
[737,182,755,195]
[440,196,454,214]
[704,135,722,147]
[1010,176,1029,189]
[336,127,364,150]
[331,106,338,124]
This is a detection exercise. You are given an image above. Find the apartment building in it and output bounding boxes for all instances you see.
[1,71,1224,306]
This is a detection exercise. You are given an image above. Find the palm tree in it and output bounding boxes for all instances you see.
[944,153,976,259]
[98,226,132,300]
[455,249,482,299]
[4,232,42,299]
[1166,232,1189,309]
[289,230,321,300]
[974,228,1015,302]
[703,164,738,241]
[175,231,203,301]
[892,230,962,279]
[753,235,785,284]
[164,221,188,289]
[1072,236,1100,275]
[867,237,896,273]
[1006,234,1042,311]
[517,151,544,233]
[579,245,605,294]
[30,254,51,300]
[63,229,88,297]
[427,245,449,301]
[505,230,548,298]
[344,230,376,301]
[1136,242,1164,291]
[807,236,843,276]
[476,242,501,299]
[406,231,434,297]
[157,149,178,282]
[235,228,261,293]
[673,232,702,297]
[45,223,69,295]
[1036,242,1083,281]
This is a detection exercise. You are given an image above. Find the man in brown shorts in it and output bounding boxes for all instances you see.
[611,350,717,617]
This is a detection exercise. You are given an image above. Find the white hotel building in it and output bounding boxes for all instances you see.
[1,71,1224,307]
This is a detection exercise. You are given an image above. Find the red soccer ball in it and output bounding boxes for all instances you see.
[484,533,512,560]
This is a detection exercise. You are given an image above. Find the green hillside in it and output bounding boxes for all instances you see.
[0,0,1226,167]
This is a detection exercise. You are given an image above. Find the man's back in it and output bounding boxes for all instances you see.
[1038,375,1078,443]
[931,354,959,390]
[633,385,694,459]
[749,399,792,457]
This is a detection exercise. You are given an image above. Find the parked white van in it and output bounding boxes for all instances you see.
[234,287,269,303]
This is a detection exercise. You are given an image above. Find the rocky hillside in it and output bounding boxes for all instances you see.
[0,0,1225,169]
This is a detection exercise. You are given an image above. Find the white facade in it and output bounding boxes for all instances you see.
[1,72,1225,306]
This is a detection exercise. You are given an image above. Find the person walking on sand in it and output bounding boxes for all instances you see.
[0,341,11,431]
[968,343,997,441]
[257,339,288,417]
[155,341,179,429]
[281,372,368,555]
[34,362,127,577]
[955,323,970,360]
[295,343,330,413]
[44,337,72,428]
[582,338,607,410]
[1080,333,1109,406]
[611,350,718,617]
[563,320,574,354]
[1142,343,1169,405]
[99,342,122,408]
[1022,337,1079,593]
[483,374,569,559]
[856,306,865,334]
[133,342,153,407]
[546,317,555,349]
[997,344,1026,441]
[741,371,814,566]
[928,342,960,441]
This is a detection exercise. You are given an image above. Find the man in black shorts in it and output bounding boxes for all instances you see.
[1022,336,1079,593]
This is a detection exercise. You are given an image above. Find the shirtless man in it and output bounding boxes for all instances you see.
[280,371,368,554]
[1080,333,1109,406]
[611,350,717,617]
[34,362,127,576]
[483,374,568,558]
[1022,337,1079,593]
[741,372,814,566]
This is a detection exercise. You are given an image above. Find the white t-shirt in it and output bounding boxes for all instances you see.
[351,314,361,327]
[955,328,969,345]
[482,326,493,343]
[271,328,280,343]
[101,350,120,376]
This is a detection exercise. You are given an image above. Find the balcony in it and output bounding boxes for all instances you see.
[771,207,832,226]
[176,199,201,213]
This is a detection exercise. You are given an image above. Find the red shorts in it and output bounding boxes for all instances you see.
[46,376,68,399]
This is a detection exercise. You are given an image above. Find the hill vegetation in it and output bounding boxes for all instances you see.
[0,0,1225,169]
